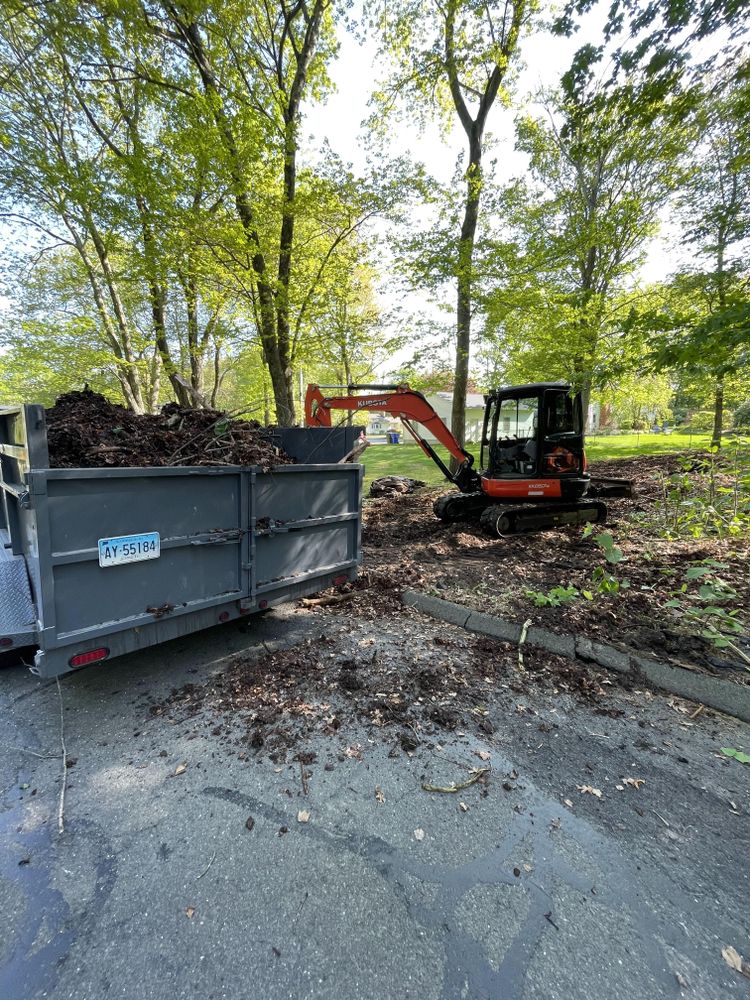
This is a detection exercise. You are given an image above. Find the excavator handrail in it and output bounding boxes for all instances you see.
[305,384,481,492]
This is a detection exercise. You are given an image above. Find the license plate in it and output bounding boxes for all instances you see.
[98,532,161,567]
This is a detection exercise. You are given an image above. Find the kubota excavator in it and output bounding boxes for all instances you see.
[305,382,632,536]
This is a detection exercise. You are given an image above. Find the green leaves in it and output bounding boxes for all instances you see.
[720,748,750,765]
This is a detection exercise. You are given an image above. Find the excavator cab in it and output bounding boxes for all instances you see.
[481,383,585,484]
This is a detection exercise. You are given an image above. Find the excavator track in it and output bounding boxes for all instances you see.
[433,492,487,522]
[479,500,607,537]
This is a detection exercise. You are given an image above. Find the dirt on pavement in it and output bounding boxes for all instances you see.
[150,610,626,765]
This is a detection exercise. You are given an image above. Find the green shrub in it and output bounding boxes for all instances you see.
[733,401,750,428]
[687,410,715,432]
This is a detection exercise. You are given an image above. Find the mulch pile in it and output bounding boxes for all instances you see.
[46,388,293,470]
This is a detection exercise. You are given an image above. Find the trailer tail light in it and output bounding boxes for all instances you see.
[259,599,269,610]
[69,647,109,668]
[218,611,230,622]
[0,637,14,648]
[332,574,349,587]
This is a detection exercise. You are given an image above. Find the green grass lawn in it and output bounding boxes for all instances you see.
[360,433,712,491]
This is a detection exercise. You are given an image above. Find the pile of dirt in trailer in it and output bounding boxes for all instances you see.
[45,389,294,469]
[147,617,623,763]
[355,453,750,678]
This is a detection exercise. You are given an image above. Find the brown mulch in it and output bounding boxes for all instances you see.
[46,388,294,470]
[149,618,620,762]
[354,454,750,678]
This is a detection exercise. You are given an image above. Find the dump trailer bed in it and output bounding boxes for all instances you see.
[0,405,362,678]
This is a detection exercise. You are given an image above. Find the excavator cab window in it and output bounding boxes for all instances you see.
[486,395,540,476]
[541,389,583,474]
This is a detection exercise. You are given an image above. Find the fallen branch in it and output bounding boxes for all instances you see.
[0,744,59,759]
[422,767,490,794]
[301,592,355,608]
[518,619,532,672]
[338,437,370,464]
[196,850,217,880]
[300,760,309,796]
[56,678,67,835]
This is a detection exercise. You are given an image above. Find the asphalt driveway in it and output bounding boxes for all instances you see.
[1,605,749,999]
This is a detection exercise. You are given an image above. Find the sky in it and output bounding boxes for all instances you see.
[299,8,683,374]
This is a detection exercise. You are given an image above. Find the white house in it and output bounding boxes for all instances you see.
[420,392,486,443]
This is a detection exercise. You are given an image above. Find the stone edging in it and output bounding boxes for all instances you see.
[402,590,750,725]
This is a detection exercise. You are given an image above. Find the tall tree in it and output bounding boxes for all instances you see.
[674,81,750,445]
[149,0,338,424]
[481,85,687,421]
[372,0,532,452]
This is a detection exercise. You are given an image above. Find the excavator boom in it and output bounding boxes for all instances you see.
[305,384,481,492]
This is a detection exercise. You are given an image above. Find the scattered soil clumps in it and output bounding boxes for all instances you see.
[46,388,293,470]
[149,618,616,761]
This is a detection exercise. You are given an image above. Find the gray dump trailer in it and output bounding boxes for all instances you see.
[0,405,362,678]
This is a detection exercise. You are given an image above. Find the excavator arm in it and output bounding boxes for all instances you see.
[305,384,481,493]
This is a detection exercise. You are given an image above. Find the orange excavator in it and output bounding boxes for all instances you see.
[305,382,632,536]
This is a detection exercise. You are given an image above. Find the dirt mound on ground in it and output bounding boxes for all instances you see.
[46,388,294,470]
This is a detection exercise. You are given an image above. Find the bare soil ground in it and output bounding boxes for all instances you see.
[358,454,750,680]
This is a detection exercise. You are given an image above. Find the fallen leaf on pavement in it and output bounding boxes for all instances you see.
[245,816,255,831]
[375,786,385,804]
[623,777,646,789]
[577,785,602,798]
[185,906,195,919]
[563,798,573,808]
[413,828,425,841]
[297,810,311,823]
[722,945,750,978]
[474,750,491,761]
[459,802,469,812]
[345,744,362,760]
[721,748,750,765]
[173,763,187,776]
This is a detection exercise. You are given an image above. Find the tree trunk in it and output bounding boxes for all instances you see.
[580,379,592,435]
[173,12,299,425]
[181,270,206,403]
[450,141,482,461]
[711,376,724,449]
[136,200,192,408]
[68,220,146,413]
[147,346,161,414]
[211,342,222,408]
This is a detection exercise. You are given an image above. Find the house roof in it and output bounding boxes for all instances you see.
[431,391,486,408]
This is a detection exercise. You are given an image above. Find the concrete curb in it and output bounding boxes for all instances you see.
[402,590,750,725]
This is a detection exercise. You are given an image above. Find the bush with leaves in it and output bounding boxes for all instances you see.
[733,401,750,429]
